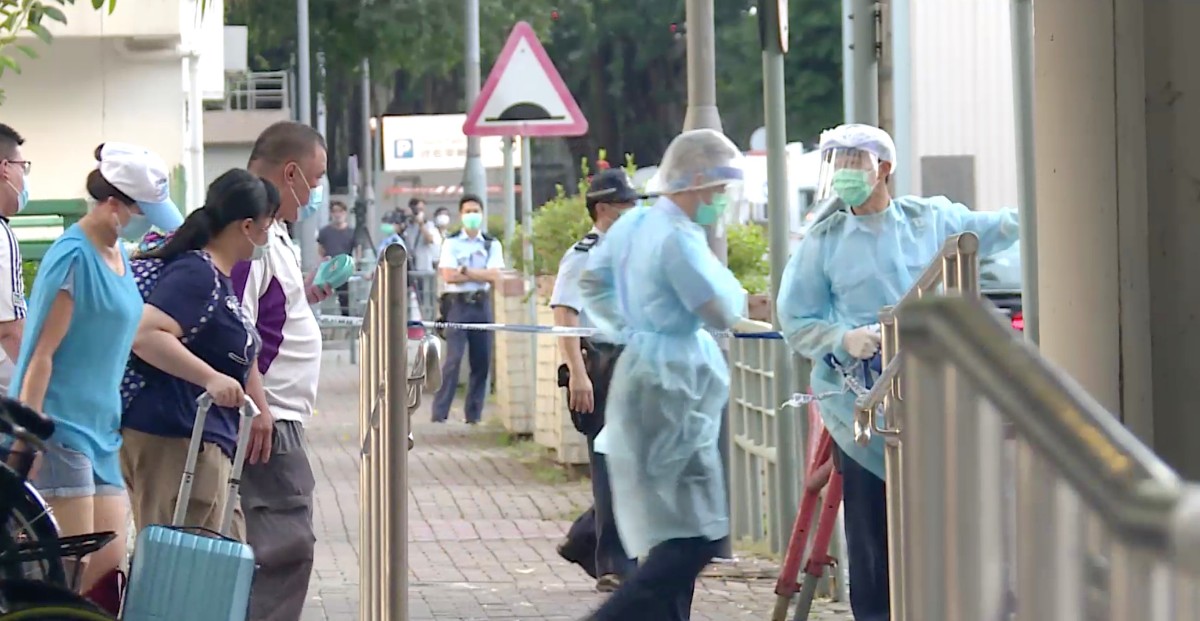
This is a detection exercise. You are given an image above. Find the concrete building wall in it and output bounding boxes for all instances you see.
[203,144,251,187]
[909,0,1018,212]
[2,38,185,201]
[1034,0,1200,477]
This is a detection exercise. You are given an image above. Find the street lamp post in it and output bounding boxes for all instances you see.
[295,0,318,271]
[463,0,488,220]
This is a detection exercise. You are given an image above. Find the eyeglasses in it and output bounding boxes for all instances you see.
[5,160,31,174]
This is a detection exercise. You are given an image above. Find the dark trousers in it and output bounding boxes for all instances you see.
[560,343,634,579]
[587,537,722,621]
[334,283,350,316]
[835,446,891,621]
[561,433,636,579]
[431,296,492,423]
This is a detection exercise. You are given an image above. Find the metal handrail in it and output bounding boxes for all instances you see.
[359,243,410,621]
[845,231,981,621]
[854,232,980,444]
[900,296,1183,548]
[896,295,1200,619]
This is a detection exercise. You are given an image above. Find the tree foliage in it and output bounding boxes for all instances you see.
[229,0,844,187]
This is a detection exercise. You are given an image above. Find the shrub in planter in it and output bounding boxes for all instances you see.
[727,222,770,295]
[509,151,635,276]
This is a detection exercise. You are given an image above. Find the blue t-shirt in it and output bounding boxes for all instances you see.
[10,224,143,487]
[122,253,260,458]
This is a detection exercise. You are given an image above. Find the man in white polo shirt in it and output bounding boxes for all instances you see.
[232,121,331,621]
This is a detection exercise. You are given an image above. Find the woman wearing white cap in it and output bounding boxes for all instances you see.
[8,143,182,592]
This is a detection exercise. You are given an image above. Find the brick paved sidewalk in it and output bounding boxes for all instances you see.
[303,353,852,621]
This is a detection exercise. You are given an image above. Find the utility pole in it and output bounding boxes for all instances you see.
[1011,0,1039,344]
[361,59,374,210]
[759,0,800,581]
[684,0,731,561]
[463,0,488,221]
[683,0,725,263]
[294,0,318,271]
[845,0,879,124]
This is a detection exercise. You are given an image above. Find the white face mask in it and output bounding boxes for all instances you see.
[435,214,450,227]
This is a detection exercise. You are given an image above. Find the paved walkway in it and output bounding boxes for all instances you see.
[302,352,852,621]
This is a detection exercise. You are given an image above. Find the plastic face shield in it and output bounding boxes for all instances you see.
[815,148,880,202]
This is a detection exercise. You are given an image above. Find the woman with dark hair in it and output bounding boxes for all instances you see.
[9,143,181,592]
[120,168,277,538]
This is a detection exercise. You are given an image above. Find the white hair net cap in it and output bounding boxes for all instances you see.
[818,124,898,174]
[657,129,745,194]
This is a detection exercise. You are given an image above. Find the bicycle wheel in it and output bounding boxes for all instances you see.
[0,470,66,586]
[0,607,114,621]
[0,579,113,620]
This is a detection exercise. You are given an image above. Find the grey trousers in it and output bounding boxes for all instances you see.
[241,420,317,621]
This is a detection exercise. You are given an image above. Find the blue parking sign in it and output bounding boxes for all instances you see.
[394,139,414,159]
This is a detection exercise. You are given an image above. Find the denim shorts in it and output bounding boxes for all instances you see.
[32,442,125,499]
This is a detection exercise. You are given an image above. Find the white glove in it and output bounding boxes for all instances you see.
[842,326,882,360]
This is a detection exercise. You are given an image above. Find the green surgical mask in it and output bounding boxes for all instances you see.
[380,223,396,235]
[461,212,484,230]
[695,193,730,226]
[831,169,874,208]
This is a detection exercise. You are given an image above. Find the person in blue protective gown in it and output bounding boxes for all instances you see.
[776,124,1020,621]
[578,129,748,621]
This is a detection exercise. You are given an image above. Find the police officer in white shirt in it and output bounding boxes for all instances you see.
[550,169,643,591]
[430,195,504,424]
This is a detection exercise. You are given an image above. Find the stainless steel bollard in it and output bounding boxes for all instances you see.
[360,244,410,621]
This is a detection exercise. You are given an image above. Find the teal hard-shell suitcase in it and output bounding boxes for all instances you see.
[122,394,259,621]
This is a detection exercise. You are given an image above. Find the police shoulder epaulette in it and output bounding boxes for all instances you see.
[573,233,601,252]
[481,231,496,242]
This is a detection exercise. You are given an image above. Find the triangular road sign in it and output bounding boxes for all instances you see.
[463,22,588,138]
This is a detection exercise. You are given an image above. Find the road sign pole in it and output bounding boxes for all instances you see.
[503,137,515,255]
[520,136,536,429]
[463,0,488,218]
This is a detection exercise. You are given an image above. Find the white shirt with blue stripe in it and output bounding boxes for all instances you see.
[0,217,25,392]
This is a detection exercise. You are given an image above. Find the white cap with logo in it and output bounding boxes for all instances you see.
[97,142,183,235]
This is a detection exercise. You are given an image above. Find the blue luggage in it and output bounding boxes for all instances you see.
[122,394,259,621]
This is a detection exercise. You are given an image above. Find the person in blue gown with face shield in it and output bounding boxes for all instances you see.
[776,124,1020,620]
[578,129,748,621]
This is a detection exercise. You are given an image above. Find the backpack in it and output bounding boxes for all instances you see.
[119,250,221,409]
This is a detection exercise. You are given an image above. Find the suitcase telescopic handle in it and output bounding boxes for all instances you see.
[172,393,261,530]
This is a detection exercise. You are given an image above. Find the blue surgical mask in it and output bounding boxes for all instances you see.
[831,169,873,208]
[6,176,28,213]
[694,193,730,226]
[461,212,484,231]
[249,240,268,261]
[290,166,324,221]
[300,184,324,221]
[120,213,152,241]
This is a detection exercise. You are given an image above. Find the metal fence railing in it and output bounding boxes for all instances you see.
[729,329,804,556]
[212,71,290,112]
[727,233,980,610]
[853,232,982,617]
[898,295,1200,620]
[358,244,442,621]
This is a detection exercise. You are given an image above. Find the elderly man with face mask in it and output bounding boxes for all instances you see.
[776,123,1019,621]
[232,120,333,621]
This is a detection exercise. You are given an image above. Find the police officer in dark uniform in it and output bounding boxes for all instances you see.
[430,194,505,424]
[550,170,645,591]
